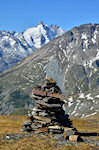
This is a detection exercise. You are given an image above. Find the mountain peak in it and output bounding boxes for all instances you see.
[37,21,44,26]
[0,21,65,73]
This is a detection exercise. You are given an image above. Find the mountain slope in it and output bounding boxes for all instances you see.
[0,31,34,73]
[0,23,99,115]
[64,88,99,118]
[0,22,65,73]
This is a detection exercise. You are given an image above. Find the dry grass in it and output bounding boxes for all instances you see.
[71,115,99,133]
[0,115,99,150]
[0,115,27,134]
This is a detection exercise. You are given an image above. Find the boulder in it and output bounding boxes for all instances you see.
[64,128,75,139]
[69,135,83,142]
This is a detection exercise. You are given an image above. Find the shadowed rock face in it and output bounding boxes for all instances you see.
[0,23,99,115]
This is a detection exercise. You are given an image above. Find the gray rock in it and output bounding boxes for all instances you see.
[56,141,71,147]
[54,134,64,140]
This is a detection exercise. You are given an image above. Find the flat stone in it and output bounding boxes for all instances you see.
[32,94,43,100]
[34,119,50,125]
[34,127,48,134]
[31,123,42,129]
[69,135,83,142]
[35,100,62,108]
[39,112,49,117]
[32,107,42,112]
[49,129,63,134]
[32,90,47,97]
[35,100,48,106]
[48,125,63,130]
[36,103,47,109]
[43,97,64,104]
[23,121,32,126]
[33,115,51,122]
[47,92,63,99]
[49,104,62,108]
[48,126,64,134]
[32,90,63,99]
[42,97,52,103]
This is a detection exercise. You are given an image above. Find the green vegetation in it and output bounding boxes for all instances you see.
[10,108,32,116]
[8,90,34,109]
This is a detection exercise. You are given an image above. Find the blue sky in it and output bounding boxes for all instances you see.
[0,0,99,33]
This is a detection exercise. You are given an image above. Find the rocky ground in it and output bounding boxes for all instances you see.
[0,114,99,150]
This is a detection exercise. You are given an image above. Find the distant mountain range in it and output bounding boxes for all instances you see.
[0,21,65,72]
[0,23,99,116]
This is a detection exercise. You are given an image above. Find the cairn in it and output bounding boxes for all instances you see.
[22,77,82,141]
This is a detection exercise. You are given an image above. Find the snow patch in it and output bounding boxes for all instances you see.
[68,96,73,102]
[83,49,86,52]
[78,93,85,99]
[59,44,62,48]
[2,36,9,40]
[81,114,85,118]
[90,107,93,110]
[92,37,96,44]
[62,49,67,57]
[83,49,99,69]
[81,33,87,40]
[71,100,80,115]
[85,112,97,117]
[84,39,88,48]
[85,93,94,100]
[68,96,73,107]
[10,39,16,46]
[95,95,99,98]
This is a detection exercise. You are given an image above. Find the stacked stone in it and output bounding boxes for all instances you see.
[22,77,80,141]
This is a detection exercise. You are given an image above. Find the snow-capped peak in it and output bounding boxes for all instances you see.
[0,21,65,73]
[21,22,65,48]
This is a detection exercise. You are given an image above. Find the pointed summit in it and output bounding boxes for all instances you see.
[37,21,44,26]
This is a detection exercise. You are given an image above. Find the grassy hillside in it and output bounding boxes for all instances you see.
[9,108,32,116]
[0,115,99,150]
